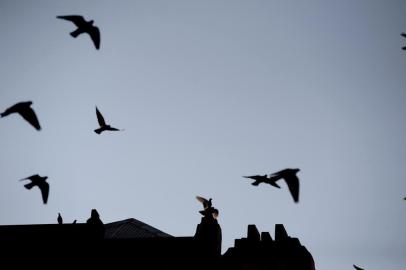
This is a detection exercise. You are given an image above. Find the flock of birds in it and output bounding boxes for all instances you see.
[1,101,121,204]
[2,14,405,270]
[0,15,300,207]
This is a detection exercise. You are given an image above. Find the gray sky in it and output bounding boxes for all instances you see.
[1,0,406,269]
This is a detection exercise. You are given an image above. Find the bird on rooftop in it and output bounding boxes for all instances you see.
[57,15,100,49]
[20,174,49,204]
[57,213,63,224]
[268,168,301,203]
[196,196,212,209]
[94,106,122,134]
[1,101,41,130]
[196,196,219,219]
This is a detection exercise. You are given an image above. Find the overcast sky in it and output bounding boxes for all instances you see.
[1,1,406,269]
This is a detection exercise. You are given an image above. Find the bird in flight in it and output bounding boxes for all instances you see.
[269,169,300,203]
[401,33,406,50]
[20,174,49,204]
[268,168,300,203]
[353,264,364,270]
[57,213,63,224]
[57,15,100,49]
[94,106,122,134]
[1,101,41,130]
[243,174,281,188]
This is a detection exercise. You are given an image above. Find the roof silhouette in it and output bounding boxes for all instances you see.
[104,218,172,239]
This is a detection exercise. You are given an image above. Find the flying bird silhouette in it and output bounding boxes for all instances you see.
[94,106,121,134]
[57,213,63,224]
[353,264,364,270]
[268,168,300,203]
[244,174,281,188]
[401,33,406,50]
[20,174,49,204]
[1,101,41,130]
[57,15,100,49]
[196,196,212,209]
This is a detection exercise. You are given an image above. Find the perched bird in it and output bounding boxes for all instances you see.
[57,213,63,224]
[1,101,41,130]
[20,174,49,204]
[196,196,219,219]
[200,207,219,219]
[353,264,364,270]
[94,106,121,134]
[401,33,406,50]
[244,174,281,188]
[57,15,100,49]
[196,196,212,209]
[268,168,301,203]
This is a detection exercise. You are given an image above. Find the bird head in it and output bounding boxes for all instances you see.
[293,168,300,173]
[89,20,94,25]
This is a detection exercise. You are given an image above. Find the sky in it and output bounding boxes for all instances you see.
[0,0,406,269]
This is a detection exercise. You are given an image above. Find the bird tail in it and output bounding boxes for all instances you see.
[0,112,7,117]
[269,181,281,189]
[94,128,102,134]
[24,182,36,190]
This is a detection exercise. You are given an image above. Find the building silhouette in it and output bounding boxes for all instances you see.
[0,211,315,269]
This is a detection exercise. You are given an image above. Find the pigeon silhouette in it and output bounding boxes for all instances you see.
[196,196,212,209]
[268,168,300,203]
[353,264,364,270]
[196,196,219,219]
[94,106,121,134]
[401,33,406,50]
[244,174,281,188]
[20,174,49,204]
[200,207,219,219]
[57,213,63,224]
[57,15,100,49]
[1,101,41,130]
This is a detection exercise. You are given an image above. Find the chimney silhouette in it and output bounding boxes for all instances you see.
[194,213,222,257]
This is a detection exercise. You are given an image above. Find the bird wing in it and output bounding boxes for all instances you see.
[18,107,41,130]
[38,181,49,204]
[56,15,86,27]
[108,127,120,131]
[1,103,19,116]
[401,33,406,38]
[96,107,106,126]
[268,172,284,182]
[196,196,208,207]
[283,174,300,203]
[88,26,100,49]
[22,174,40,181]
[353,265,364,270]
